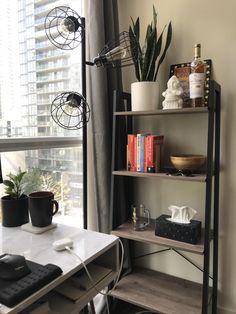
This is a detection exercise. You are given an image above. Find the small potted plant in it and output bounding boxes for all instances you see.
[1,168,29,227]
[129,6,172,111]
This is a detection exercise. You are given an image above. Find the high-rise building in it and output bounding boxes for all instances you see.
[0,1,22,136]
[19,0,82,137]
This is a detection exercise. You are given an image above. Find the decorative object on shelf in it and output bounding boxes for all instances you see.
[155,205,201,244]
[51,92,90,130]
[162,75,183,110]
[170,59,212,107]
[170,154,206,171]
[132,204,150,231]
[189,44,206,107]
[129,6,172,111]
[165,168,194,177]
[1,169,29,227]
[131,81,160,111]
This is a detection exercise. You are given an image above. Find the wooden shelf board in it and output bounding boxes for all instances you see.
[42,271,117,313]
[111,220,204,254]
[112,170,206,182]
[114,107,208,116]
[110,267,203,314]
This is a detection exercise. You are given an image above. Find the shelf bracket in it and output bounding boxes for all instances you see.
[134,247,213,280]
[172,249,213,280]
[134,248,171,260]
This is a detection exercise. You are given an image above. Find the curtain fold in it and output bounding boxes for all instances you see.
[83,2,132,312]
[84,0,122,233]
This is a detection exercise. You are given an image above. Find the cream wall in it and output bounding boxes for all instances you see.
[117,0,236,313]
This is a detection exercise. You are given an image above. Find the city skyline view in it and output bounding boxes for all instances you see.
[0,0,84,227]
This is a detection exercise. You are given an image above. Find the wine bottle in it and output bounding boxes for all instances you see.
[189,44,206,107]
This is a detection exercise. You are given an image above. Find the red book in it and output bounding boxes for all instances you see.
[127,134,136,171]
[146,135,164,173]
[144,135,149,173]
[133,135,137,171]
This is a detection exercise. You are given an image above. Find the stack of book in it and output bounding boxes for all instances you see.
[127,134,164,173]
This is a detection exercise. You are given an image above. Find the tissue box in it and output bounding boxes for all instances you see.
[155,214,201,244]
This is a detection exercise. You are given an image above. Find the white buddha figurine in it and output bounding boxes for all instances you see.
[162,75,183,110]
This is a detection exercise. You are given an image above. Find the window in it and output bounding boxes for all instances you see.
[18,10,24,21]
[25,4,34,15]
[27,38,35,49]
[26,15,34,27]
[0,0,84,227]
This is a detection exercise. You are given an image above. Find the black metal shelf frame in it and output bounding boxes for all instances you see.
[203,80,221,313]
[110,80,221,314]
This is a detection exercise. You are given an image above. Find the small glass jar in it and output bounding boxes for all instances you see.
[132,204,150,231]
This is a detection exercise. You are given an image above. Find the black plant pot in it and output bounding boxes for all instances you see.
[1,195,29,227]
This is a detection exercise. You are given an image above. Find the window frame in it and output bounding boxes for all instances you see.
[0,137,82,152]
[0,136,85,228]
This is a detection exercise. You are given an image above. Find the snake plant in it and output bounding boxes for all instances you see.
[129,6,172,82]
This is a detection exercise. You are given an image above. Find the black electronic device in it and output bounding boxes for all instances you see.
[0,254,31,280]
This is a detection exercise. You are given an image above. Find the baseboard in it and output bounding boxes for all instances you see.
[218,305,236,314]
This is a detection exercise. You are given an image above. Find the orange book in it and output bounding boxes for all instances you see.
[127,134,136,171]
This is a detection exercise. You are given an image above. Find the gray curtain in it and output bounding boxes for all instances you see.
[84,2,132,312]
[84,0,122,233]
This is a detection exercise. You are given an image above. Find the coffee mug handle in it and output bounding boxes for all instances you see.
[52,200,59,216]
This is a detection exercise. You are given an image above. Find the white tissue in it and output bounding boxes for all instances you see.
[167,205,197,224]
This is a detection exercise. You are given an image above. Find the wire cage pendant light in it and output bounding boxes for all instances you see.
[51,92,90,131]
[45,6,84,51]
[92,31,138,68]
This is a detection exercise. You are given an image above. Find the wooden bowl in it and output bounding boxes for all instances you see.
[170,154,206,171]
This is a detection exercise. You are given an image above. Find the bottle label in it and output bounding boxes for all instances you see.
[189,73,205,98]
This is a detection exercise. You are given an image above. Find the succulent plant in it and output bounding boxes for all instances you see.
[129,6,172,82]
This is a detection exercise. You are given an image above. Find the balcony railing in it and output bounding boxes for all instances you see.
[36,50,67,60]
[35,17,45,26]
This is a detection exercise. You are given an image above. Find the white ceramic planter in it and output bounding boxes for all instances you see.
[131,81,159,111]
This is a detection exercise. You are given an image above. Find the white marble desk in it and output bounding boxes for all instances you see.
[0,224,119,314]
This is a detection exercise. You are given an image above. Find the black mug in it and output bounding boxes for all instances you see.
[28,191,59,227]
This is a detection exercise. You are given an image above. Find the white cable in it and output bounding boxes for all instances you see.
[65,238,124,298]
[105,294,110,314]
[134,311,156,314]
